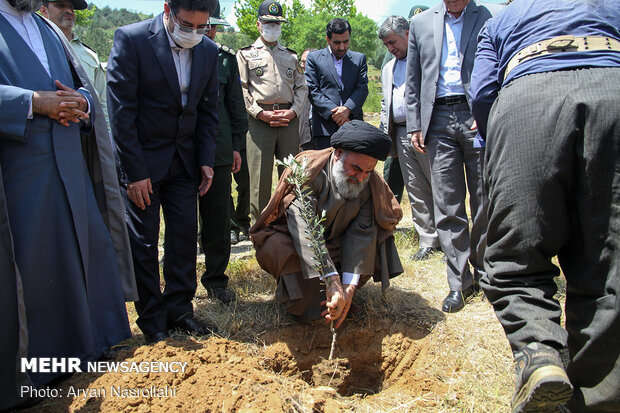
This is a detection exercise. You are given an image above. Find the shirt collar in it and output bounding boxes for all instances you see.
[0,0,30,17]
[328,45,344,62]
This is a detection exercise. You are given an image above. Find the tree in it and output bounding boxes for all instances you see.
[234,0,263,40]
[75,5,95,26]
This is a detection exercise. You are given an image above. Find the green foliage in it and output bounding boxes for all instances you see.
[234,0,262,40]
[73,5,151,61]
[74,5,95,26]
[363,64,382,113]
[312,0,356,16]
[215,31,254,52]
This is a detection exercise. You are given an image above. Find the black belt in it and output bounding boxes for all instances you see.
[258,102,292,110]
[435,95,467,106]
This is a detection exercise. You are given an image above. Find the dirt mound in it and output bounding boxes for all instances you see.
[29,319,450,412]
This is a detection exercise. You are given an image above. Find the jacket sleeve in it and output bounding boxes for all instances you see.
[290,56,308,118]
[196,44,219,168]
[379,64,389,134]
[343,54,368,113]
[405,20,422,133]
[0,85,32,142]
[470,23,500,140]
[106,27,149,182]
[305,53,338,121]
[226,55,248,153]
[236,50,262,119]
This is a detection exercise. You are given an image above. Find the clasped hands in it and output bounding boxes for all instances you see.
[32,80,88,127]
[321,274,356,329]
[330,106,351,126]
[257,109,297,127]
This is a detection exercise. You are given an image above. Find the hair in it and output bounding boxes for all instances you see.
[167,0,217,14]
[378,16,409,40]
[326,18,351,39]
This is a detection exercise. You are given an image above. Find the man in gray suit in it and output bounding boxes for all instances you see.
[379,15,440,262]
[406,0,494,312]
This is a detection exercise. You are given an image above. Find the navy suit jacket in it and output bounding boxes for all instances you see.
[305,47,368,137]
[107,13,219,184]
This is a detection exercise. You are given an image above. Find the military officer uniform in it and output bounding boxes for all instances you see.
[236,0,308,222]
[199,41,247,299]
[70,34,109,130]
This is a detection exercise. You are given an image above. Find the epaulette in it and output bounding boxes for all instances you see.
[285,47,297,55]
[240,45,253,51]
[220,44,235,55]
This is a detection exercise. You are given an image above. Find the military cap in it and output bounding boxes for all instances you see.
[258,0,288,23]
[46,0,88,10]
[408,5,429,19]
[209,1,230,26]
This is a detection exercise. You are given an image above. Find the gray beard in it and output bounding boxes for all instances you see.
[332,158,369,200]
[8,0,43,13]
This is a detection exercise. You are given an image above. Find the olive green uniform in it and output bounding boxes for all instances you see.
[70,34,109,131]
[199,43,248,290]
[237,37,308,221]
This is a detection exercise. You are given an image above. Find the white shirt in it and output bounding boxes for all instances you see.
[437,5,466,98]
[391,57,407,124]
[0,0,50,76]
[163,15,192,109]
[329,46,344,105]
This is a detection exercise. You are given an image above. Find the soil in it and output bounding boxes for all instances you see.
[28,319,451,412]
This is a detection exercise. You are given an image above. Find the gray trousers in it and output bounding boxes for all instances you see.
[426,103,488,291]
[394,124,439,249]
[482,68,620,412]
[247,116,299,222]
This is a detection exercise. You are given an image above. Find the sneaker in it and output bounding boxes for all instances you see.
[512,343,573,413]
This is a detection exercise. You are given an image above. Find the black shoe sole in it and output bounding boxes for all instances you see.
[512,366,573,413]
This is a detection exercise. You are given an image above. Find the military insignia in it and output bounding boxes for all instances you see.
[251,50,259,58]
[256,67,264,76]
[268,3,278,14]
[413,7,423,15]
[286,68,293,78]
[297,62,303,73]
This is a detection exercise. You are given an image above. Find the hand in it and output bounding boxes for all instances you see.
[32,80,89,126]
[274,109,297,120]
[470,120,478,131]
[334,283,356,329]
[258,109,293,127]
[330,106,351,126]
[231,151,242,174]
[127,178,152,210]
[320,275,345,322]
[199,166,213,196]
[410,130,426,154]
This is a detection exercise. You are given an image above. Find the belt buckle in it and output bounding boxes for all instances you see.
[273,103,280,110]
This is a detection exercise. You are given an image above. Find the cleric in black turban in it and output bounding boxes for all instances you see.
[330,120,392,161]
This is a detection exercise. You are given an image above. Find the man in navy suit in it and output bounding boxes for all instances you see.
[107,0,219,343]
[305,18,368,150]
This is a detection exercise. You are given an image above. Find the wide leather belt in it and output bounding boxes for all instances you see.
[435,95,467,106]
[258,102,292,110]
[504,35,620,81]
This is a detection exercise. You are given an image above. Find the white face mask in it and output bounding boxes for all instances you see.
[170,17,204,49]
[260,22,281,43]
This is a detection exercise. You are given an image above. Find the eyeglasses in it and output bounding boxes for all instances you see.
[171,11,211,34]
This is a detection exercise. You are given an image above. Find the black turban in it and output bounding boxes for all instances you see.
[330,120,392,161]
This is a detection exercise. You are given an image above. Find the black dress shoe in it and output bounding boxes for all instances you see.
[145,331,169,344]
[441,286,475,313]
[230,230,239,245]
[411,247,440,261]
[169,314,218,336]
[207,287,236,305]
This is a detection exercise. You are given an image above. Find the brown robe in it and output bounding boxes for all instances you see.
[250,148,403,303]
